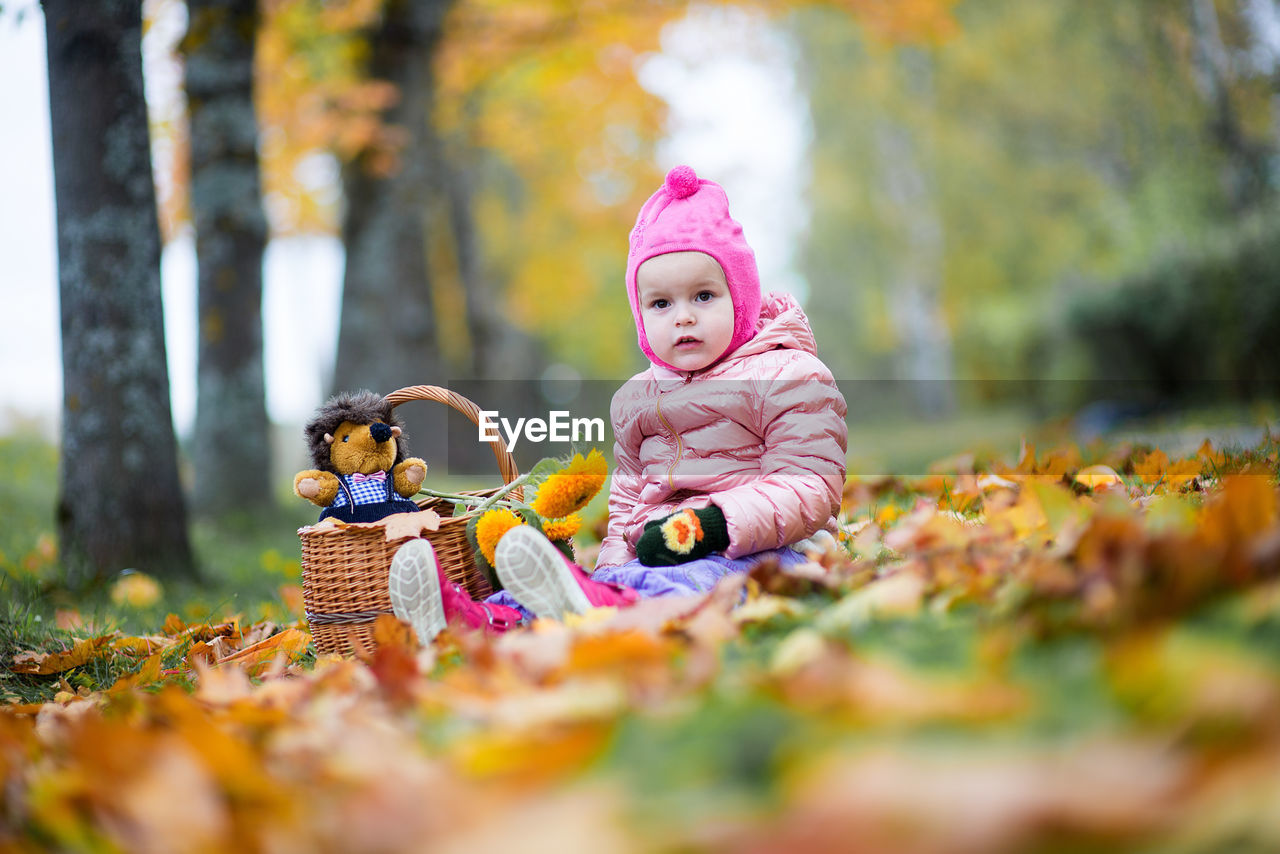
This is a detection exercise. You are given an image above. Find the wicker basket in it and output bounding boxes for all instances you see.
[300,384,521,656]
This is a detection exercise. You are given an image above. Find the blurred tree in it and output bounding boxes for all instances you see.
[874,48,953,415]
[330,0,452,397]
[42,0,196,584]
[183,0,273,518]
[435,0,960,377]
[792,0,1278,405]
[1189,0,1270,212]
[252,0,959,387]
[792,11,958,413]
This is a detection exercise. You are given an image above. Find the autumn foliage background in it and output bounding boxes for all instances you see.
[4,0,1280,851]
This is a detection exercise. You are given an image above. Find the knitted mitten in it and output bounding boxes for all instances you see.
[635,505,729,566]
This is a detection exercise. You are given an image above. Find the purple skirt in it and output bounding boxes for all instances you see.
[485,546,807,624]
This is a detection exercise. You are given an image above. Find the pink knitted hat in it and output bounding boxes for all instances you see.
[626,165,761,370]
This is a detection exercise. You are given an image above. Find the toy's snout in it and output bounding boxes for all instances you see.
[324,420,403,476]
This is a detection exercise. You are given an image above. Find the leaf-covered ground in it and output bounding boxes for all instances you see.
[4,435,1280,853]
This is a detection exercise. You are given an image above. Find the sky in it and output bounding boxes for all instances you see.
[0,3,807,435]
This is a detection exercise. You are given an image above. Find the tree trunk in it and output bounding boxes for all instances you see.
[43,0,196,584]
[183,0,273,518]
[332,0,452,399]
[442,156,493,378]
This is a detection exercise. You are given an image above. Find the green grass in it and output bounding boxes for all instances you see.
[1,401,1274,706]
[0,431,319,703]
[847,405,1044,477]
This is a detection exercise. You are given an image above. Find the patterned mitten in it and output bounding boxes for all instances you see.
[635,505,729,566]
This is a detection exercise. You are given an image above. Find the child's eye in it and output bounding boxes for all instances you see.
[650,298,669,310]
[695,291,715,302]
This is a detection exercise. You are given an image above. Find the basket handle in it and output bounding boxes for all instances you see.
[384,385,521,486]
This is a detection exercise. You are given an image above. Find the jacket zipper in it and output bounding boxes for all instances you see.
[655,372,694,490]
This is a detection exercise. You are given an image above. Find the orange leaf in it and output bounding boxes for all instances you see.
[1133,449,1170,483]
[1197,438,1226,471]
[215,628,311,677]
[372,613,417,651]
[108,651,167,693]
[564,630,676,677]
[11,635,115,675]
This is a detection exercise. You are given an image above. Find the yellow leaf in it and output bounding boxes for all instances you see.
[771,628,830,676]
[875,504,902,526]
[817,572,925,631]
[450,722,611,784]
[111,636,170,657]
[986,487,1048,542]
[1074,464,1124,491]
[733,594,810,627]
[1025,479,1088,538]
[1142,494,1198,534]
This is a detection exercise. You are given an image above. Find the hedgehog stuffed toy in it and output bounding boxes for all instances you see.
[293,390,428,523]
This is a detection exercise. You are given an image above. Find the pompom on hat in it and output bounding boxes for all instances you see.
[626,165,761,370]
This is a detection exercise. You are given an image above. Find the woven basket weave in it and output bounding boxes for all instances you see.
[300,385,521,656]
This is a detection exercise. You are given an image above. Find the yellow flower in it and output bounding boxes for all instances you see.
[531,450,608,519]
[540,514,582,542]
[474,508,524,564]
[660,509,704,555]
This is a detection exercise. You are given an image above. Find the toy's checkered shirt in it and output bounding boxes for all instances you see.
[330,471,391,509]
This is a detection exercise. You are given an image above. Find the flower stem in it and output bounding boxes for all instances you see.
[414,488,486,506]
[475,473,531,513]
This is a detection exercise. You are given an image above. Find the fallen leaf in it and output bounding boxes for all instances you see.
[12,635,116,675]
[733,594,809,627]
[816,571,925,632]
[111,636,170,657]
[215,628,310,677]
[1075,464,1125,491]
[382,510,442,542]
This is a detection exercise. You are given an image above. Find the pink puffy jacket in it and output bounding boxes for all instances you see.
[597,292,848,568]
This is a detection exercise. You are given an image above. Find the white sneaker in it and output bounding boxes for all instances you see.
[494,526,592,619]
[388,538,446,644]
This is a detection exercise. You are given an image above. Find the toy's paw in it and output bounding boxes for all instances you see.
[294,470,339,506]
[403,460,427,485]
[394,458,428,497]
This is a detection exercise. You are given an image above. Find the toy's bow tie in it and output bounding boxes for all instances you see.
[350,471,387,483]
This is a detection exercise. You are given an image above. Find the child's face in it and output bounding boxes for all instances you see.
[636,251,735,372]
